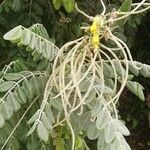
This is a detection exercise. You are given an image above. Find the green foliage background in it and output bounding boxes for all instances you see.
[0,0,149,149]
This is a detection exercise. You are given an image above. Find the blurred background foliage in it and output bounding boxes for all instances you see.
[0,0,150,149]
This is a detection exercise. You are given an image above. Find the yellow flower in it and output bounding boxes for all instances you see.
[90,22,97,33]
[92,33,99,48]
[90,16,101,48]
[90,16,100,33]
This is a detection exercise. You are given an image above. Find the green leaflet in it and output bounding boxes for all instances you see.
[4,73,23,81]
[104,121,116,144]
[45,63,52,74]
[16,86,27,104]
[29,34,37,50]
[0,113,5,128]
[27,111,40,125]
[0,101,13,119]
[97,132,106,150]
[36,59,49,70]
[95,84,114,95]
[13,60,28,72]
[128,62,139,76]
[7,92,21,111]
[105,138,121,150]
[0,81,16,92]
[113,61,126,77]
[22,79,35,100]
[78,111,92,130]
[38,75,48,90]
[126,81,145,101]
[13,91,24,105]
[117,0,132,26]
[3,26,22,41]
[21,29,31,45]
[27,123,37,136]
[41,112,53,130]
[114,119,130,136]
[87,122,102,140]
[53,0,62,10]
[115,139,123,150]
[45,102,55,124]
[37,121,49,141]
[119,0,132,12]
[51,97,63,111]
[85,89,96,103]
[91,98,103,118]
[42,40,57,60]
[79,79,90,92]
[111,140,120,150]
[34,24,50,40]
[103,63,114,78]
[32,51,42,62]
[96,109,110,130]
[62,0,75,13]
[139,63,150,78]
[30,77,41,95]
[34,37,42,54]
[97,142,110,150]
[105,78,115,90]
[116,132,131,150]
